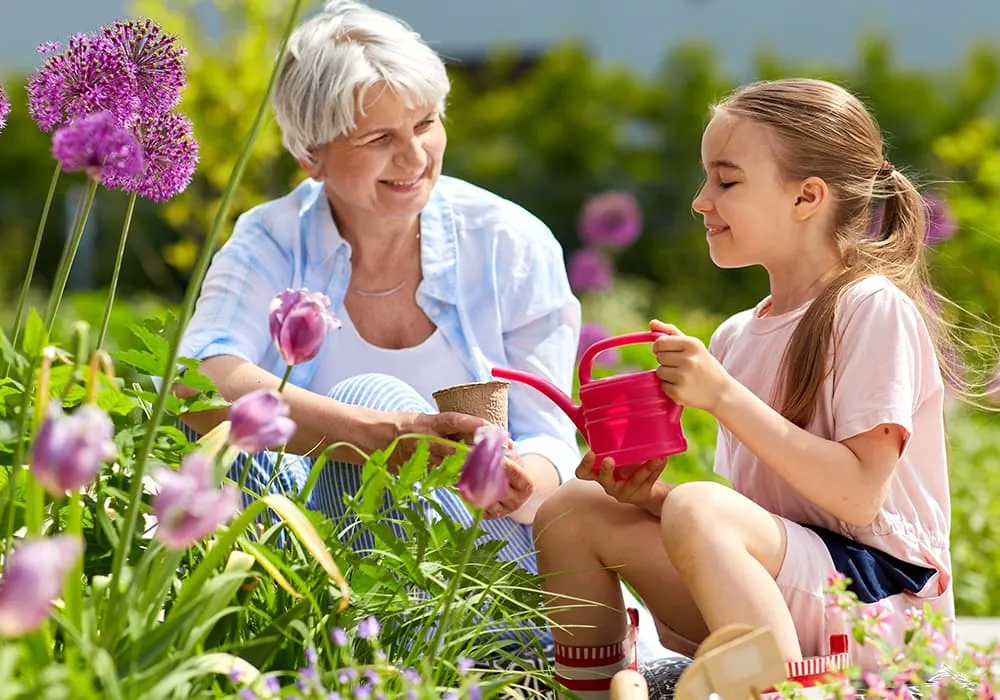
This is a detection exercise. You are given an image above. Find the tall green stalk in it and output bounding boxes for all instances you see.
[3,163,62,377]
[43,178,100,333]
[109,0,308,589]
[96,190,139,350]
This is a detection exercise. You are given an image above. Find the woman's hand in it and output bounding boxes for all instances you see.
[483,448,536,520]
[650,319,735,415]
[387,411,488,469]
[576,451,670,517]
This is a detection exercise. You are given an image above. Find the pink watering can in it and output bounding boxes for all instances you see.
[492,331,688,469]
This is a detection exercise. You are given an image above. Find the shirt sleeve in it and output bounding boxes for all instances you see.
[830,281,934,449]
[495,217,582,483]
[179,212,292,365]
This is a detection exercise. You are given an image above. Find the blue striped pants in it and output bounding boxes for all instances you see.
[187,373,541,572]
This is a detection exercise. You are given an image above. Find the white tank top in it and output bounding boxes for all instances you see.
[309,310,475,406]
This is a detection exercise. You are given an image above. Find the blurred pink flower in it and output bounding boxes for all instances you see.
[228,388,297,453]
[567,248,613,294]
[0,535,83,637]
[924,193,957,245]
[0,84,9,132]
[578,322,620,367]
[457,425,508,510]
[31,403,117,496]
[269,289,341,366]
[578,191,642,250]
[152,450,239,550]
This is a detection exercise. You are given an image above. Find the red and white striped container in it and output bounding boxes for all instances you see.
[760,634,852,698]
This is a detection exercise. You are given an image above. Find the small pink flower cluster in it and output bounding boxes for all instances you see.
[819,572,997,699]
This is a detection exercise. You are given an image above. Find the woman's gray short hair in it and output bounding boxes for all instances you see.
[273,0,451,163]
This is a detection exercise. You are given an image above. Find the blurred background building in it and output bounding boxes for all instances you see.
[3,0,1000,75]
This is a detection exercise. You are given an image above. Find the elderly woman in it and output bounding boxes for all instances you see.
[179,0,579,568]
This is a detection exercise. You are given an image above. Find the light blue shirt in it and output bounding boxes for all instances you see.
[180,175,583,481]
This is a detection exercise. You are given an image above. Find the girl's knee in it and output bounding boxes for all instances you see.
[661,481,732,556]
[533,480,605,543]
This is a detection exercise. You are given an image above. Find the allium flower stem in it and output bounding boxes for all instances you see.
[96,190,138,350]
[110,0,308,590]
[64,493,84,630]
[43,178,99,333]
[4,163,62,378]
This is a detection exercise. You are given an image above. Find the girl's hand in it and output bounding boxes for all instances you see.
[575,451,670,517]
[650,319,734,414]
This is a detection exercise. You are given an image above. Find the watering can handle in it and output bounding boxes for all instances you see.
[578,331,665,386]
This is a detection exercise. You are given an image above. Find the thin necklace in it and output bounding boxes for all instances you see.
[352,280,408,298]
[349,227,420,298]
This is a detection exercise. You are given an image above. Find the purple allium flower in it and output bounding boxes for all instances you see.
[456,425,508,510]
[305,647,318,666]
[354,685,372,700]
[442,693,458,700]
[263,677,281,694]
[567,248,613,294]
[331,627,348,646]
[31,403,117,497]
[27,32,138,133]
[578,191,643,250]
[100,19,186,121]
[0,535,83,637]
[338,669,358,684]
[401,669,421,684]
[0,84,10,132]
[457,657,474,674]
[37,42,61,54]
[923,193,956,245]
[577,321,620,367]
[228,389,297,454]
[151,450,239,549]
[269,289,341,366]
[357,615,381,640]
[51,110,144,184]
[105,110,198,202]
[239,690,257,700]
[466,684,483,700]
[364,669,379,685]
[328,694,342,700]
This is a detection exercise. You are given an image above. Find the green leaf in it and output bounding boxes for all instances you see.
[112,349,165,377]
[129,322,170,357]
[21,310,47,359]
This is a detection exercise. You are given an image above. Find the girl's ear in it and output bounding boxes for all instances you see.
[792,176,829,221]
[298,152,323,181]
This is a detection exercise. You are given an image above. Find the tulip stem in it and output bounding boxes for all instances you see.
[277,364,292,393]
[96,190,138,351]
[426,508,484,664]
[25,349,56,537]
[64,493,84,629]
[109,0,308,591]
[44,178,99,334]
[5,162,61,378]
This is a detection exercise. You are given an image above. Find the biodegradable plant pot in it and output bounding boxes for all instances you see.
[432,379,509,442]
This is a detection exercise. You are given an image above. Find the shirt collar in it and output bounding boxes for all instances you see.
[301,178,459,304]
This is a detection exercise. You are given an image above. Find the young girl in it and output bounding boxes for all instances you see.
[534,77,956,697]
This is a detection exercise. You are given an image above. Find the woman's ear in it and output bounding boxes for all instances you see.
[298,154,323,181]
[792,176,829,221]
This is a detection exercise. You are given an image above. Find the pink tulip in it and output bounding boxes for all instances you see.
[457,425,509,510]
[30,404,117,496]
[228,389,297,453]
[152,450,239,550]
[0,535,83,637]
[269,289,340,366]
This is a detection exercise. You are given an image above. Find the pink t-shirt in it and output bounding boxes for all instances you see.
[709,275,953,606]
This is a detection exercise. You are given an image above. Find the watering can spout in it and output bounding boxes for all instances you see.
[490,367,586,435]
